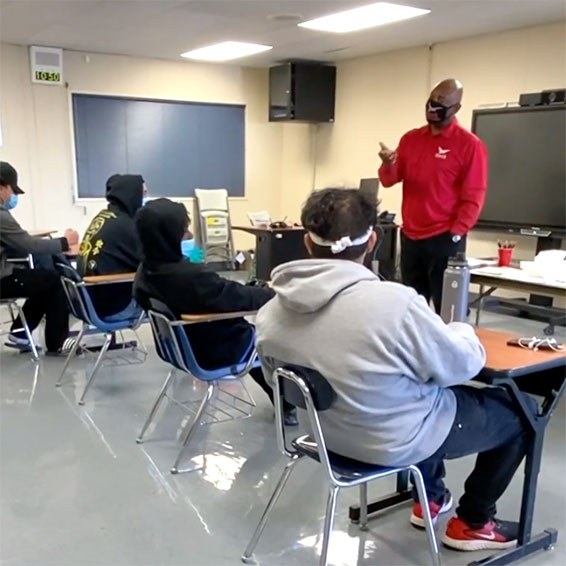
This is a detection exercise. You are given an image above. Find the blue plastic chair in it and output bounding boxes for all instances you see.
[55,264,145,405]
[242,366,441,566]
[136,299,259,474]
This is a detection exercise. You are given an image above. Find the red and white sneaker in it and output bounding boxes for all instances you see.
[442,516,519,551]
[410,491,453,528]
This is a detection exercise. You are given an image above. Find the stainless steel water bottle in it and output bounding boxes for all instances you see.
[440,252,470,323]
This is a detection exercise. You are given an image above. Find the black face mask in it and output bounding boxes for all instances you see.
[426,98,453,123]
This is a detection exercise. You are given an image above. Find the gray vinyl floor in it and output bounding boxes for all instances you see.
[0,309,564,566]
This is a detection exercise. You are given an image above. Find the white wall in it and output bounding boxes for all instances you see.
[0,44,285,249]
[1,21,565,257]
[282,21,566,261]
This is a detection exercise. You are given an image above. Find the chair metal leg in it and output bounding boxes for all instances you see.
[56,324,86,387]
[133,328,148,355]
[136,368,176,444]
[78,332,113,405]
[14,303,39,361]
[171,383,214,474]
[410,466,441,566]
[320,485,340,566]
[242,456,302,564]
[7,302,17,323]
[359,483,369,531]
[475,285,484,326]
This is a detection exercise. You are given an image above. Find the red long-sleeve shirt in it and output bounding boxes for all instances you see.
[379,119,487,240]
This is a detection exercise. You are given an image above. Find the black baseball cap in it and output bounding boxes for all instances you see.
[0,162,24,194]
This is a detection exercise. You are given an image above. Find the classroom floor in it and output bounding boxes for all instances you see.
[0,311,565,566]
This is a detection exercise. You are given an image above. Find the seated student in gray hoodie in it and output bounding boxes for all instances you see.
[255,188,534,552]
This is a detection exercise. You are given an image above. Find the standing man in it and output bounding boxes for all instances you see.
[378,79,487,312]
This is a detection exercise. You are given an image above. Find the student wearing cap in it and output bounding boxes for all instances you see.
[0,161,79,354]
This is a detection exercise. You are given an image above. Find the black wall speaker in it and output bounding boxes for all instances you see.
[269,62,336,123]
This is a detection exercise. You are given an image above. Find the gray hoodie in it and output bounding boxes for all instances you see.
[255,259,486,467]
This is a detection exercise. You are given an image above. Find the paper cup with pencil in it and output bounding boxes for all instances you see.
[497,240,515,267]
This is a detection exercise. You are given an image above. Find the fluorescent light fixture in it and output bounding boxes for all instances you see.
[181,41,272,62]
[298,2,430,33]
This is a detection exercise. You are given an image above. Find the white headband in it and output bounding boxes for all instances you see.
[309,227,374,254]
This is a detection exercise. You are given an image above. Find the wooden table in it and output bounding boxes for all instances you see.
[476,328,566,377]
[181,310,258,324]
[29,229,57,238]
[348,328,566,566]
[82,272,136,285]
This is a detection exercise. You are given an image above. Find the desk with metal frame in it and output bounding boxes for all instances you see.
[63,272,139,356]
[348,328,566,566]
[470,267,566,330]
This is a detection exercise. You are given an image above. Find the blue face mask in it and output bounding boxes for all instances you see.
[5,194,18,210]
[142,197,150,207]
[181,239,196,258]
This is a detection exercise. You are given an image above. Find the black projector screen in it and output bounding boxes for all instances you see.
[472,106,565,231]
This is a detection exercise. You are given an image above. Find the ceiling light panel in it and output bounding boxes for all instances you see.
[181,41,272,61]
[298,2,430,33]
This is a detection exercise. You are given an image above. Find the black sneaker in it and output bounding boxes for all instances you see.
[442,516,518,551]
[283,408,299,427]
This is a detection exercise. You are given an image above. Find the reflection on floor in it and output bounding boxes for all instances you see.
[0,310,564,566]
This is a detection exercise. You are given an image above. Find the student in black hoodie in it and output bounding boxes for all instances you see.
[78,174,144,319]
[133,198,297,425]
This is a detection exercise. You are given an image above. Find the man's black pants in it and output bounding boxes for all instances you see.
[250,368,295,413]
[414,385,536,528]
[401,231,465,313]
[0,268,69,352]
[249,367,294,414]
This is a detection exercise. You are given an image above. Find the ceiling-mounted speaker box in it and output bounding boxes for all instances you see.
[30,46,63,85]
[269,62,336,123]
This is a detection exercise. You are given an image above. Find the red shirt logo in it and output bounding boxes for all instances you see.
[435,146,451,159]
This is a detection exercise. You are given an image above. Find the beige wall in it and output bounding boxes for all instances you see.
[1,21,565,257]
[284,21,566,261]
[0,43,285,249]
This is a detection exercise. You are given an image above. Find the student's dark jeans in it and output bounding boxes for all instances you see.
[0,267,70,351]
[249,367,294,414]
[414,385,536,528]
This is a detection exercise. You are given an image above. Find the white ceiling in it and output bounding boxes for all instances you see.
[1,0,565,66]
